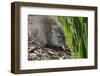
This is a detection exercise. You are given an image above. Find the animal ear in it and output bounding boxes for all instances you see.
[51,25,58,32]
[49,19,57,25]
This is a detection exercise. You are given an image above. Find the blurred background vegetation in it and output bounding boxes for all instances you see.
[58,16,88,58]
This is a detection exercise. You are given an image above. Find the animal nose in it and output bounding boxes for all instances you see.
[59,40,64,44]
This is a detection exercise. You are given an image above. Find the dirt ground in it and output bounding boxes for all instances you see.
[28,39,72,60]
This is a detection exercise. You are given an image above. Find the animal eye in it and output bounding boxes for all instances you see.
[57,35,61,38]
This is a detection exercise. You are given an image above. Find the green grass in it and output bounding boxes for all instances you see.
[58,16,88,58]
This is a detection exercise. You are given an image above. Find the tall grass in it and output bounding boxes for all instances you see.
[58,16,88,58]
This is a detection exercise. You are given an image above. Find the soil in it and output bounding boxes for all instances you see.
[28,39,72,60]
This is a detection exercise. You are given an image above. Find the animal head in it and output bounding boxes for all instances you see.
[50,20,66,47]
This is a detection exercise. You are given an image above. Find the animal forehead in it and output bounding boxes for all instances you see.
[53,22,63,28]
[51,25,63,33]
